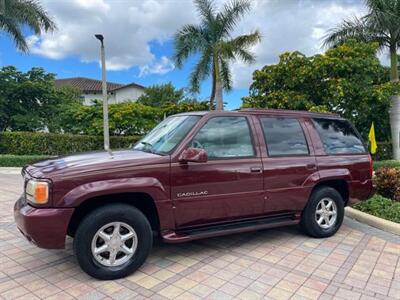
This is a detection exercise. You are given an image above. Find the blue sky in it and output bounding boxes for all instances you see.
[0,0,366,110]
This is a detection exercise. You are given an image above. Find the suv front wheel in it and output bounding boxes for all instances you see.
[73,204,153,280]
[300,186,344,238]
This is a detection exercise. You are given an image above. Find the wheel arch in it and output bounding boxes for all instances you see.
[67,192,160,237]
[310,179,349,205]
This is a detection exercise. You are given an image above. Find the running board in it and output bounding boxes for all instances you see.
[162,214,299,243]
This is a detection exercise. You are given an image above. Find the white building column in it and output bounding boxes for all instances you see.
[390,95,400,160]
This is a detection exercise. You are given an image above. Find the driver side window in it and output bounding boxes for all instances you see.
[191,116,254,159]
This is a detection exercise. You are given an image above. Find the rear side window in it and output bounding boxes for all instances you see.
[313,118,366,154]
[260,117,309,156]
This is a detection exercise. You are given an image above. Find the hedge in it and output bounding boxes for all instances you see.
[373,160,400,170]
[0,132,142,156]
[372,142,393,161]
[0,155,52,167]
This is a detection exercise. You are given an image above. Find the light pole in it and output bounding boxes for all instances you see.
[95,34,110,151]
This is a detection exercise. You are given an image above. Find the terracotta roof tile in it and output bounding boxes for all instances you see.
[54,77,144,93]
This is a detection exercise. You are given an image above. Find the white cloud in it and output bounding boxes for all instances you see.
[139,56,175,77]
[229,0,367,88]
[29,0,196,71]
[28,0,367,87]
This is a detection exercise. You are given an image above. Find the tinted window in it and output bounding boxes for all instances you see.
[191,116,254,158]
[260,117,309,156]
[313,118,366,154]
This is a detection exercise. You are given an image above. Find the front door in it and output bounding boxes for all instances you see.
[171,115,264,228]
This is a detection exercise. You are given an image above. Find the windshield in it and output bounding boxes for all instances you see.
[133,115,201,155]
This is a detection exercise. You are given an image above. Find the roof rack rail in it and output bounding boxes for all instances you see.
[238,108,339,117]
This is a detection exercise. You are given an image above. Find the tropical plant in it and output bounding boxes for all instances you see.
[323,0,400,159]
[137,82,185,107]
[58,99,209,136]
[0,0,56,52]
[0,66,80,132]
[173,0,261,110]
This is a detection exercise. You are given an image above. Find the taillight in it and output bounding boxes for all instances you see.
[368,154,373,178]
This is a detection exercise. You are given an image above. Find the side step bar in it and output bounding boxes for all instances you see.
[162,214,299,243]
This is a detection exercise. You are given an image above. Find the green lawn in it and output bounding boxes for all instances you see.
[353,194,400,223]
[373,160,400,170]
[0,155,52,167]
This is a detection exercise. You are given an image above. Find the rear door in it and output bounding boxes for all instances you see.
[171,115,265,228]
[256,116,318,214]
[310,118,371,189]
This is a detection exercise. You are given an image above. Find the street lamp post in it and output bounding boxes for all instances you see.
[95,34,110,151]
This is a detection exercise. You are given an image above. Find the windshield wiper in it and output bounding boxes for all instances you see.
[140,141,153,148]
[137,141,156,154]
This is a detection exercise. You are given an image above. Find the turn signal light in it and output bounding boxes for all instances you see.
[26,180,49,204]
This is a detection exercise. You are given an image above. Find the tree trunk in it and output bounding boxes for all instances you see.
[390,46,399,82]
[213,55,223,111]
[215,78,223,111]
[210,62,216,110]
[389,45,400,160]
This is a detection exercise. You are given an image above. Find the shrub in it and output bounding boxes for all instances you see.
[353,194,400,223]
[372,142,393,161]
[374,167,400,201]
[0,132,141,156]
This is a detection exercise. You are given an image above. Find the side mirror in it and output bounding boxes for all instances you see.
[179,147,208,163]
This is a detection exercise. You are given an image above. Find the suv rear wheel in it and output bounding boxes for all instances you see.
[300,186,344,238]
[73,204,152,280]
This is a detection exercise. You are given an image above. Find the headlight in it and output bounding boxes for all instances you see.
[26,180,49,204]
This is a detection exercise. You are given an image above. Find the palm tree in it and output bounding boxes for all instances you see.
[0,0,56,53]
[173,0,261,110]
[323,0,400,159]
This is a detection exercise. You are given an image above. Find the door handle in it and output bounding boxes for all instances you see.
[250,167,262,173]
[306,163,317,170]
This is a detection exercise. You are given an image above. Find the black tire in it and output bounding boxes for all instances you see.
[300,186,344,238]
[73,204,152,280]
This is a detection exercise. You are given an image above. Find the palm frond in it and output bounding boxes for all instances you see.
[189,48,212,93]
[0,15,28,52]
[0,0,56,53]
[219,58,232,91]
[234,48,256,64]
[219,31,260,63]
[11,0,56,33]
[194,0,215,25]
[322,16,386,48]
[228,30,261,50]
[218,0,251,37]
[364,0,400,43]
[173,24,207,68]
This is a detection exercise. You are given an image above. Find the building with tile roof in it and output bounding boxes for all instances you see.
[55,77,145,105]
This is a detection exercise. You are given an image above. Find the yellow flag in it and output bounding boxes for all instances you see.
[368,122,377,154]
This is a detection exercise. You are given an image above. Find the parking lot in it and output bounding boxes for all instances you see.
[0,169,399,300]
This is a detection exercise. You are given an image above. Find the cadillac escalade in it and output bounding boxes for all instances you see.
[14,109,374,279]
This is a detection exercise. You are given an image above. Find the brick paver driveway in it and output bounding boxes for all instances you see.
[0,169,399,300]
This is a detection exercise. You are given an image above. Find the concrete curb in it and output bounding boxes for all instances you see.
[0,167,22,175]
[345,207,400,236]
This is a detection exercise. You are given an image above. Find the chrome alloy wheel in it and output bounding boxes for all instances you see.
[91,222,138,267]
[315,197,337,229]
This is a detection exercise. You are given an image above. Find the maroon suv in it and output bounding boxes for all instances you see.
[14,109,373,279]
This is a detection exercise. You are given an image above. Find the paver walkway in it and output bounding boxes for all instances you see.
[0,170,399,299]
